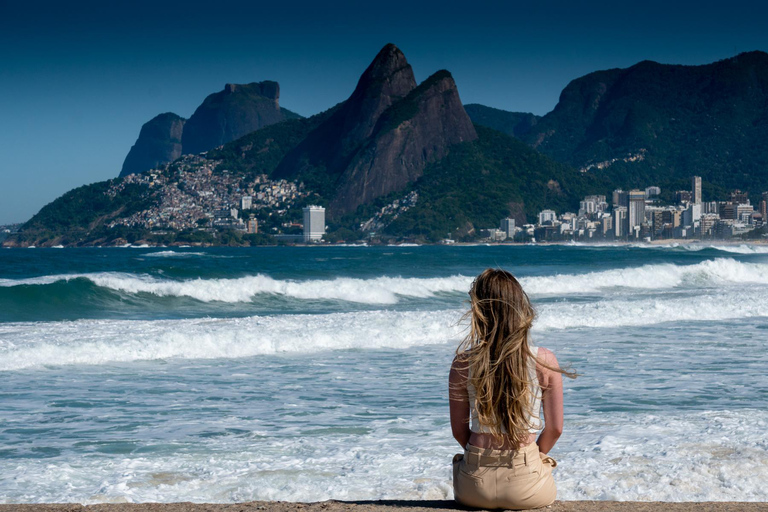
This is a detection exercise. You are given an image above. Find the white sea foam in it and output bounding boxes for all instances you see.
[0,310,465,371]
[2,259,768,307]
[534,286,768,330]
[4,279,768,371]
[2,409,766,503]
[144,251,207,257]
[520,257,768,294]
[556,410,768,501]
[0,272,475,304]
[711,244,768,254]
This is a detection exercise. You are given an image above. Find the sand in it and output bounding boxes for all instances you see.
[2,501,768,512]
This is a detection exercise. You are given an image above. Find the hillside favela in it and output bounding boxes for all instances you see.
[4,46,768,247]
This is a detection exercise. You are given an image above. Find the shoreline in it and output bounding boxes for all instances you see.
[2,239,768,249]
[2,501,768,512]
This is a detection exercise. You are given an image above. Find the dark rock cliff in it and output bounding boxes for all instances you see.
[274,44,477,216]
[182,81,300,156]
[120,113,186,177]
[274,43,418,182]
[331,70,477,214]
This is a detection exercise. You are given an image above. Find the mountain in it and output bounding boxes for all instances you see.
[119,81,301,177]
[120,113,186,177]
[520,51,768,197]
[464,104,540,138]
[274,44,477,215]
[182,81,301,155]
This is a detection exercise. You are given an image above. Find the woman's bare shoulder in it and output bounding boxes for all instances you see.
[535,346,559,366]
[534,347,561,387]
[451,351,470,373]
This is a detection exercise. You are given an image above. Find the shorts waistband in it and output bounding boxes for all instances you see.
[463,442,539,467]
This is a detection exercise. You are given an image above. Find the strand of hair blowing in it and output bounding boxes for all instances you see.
[457,269,540,448]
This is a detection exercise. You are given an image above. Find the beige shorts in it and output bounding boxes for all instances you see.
[452,442,557,510]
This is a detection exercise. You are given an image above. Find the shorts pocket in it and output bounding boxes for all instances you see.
[458,462,492,481]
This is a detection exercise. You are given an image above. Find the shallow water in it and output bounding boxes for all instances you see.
[1,245,767,502]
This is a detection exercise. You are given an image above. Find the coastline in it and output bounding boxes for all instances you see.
[2,238,768,249]
[2,501,768,512]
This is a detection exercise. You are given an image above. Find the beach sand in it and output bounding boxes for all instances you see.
[2,501,768,512]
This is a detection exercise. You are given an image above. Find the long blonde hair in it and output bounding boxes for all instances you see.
[457,268,571,446]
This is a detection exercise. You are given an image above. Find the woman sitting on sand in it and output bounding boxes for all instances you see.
[450,269,574,509]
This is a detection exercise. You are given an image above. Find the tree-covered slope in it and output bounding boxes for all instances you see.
[522,51,768,200]
[206,108,336,182]
[464,104,540,138]
[383,126,607,241]
[6,181,157,246]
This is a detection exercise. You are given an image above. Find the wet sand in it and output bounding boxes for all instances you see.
[2,501,767,512]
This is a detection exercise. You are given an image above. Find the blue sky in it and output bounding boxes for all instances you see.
[1,0,767,224]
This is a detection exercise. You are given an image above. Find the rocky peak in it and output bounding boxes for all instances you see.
[273,44,417,181]
[182,80,290,155]
[340,43,417,143]
[120,113,186,177]
[329,70,477,214]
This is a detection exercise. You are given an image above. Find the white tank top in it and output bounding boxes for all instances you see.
[467,346,543,434]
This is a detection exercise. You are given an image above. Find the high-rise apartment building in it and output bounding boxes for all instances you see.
[499,218,516,239]
[612,189,628,208]
[760,192,768,221]
[241,196,253,210]
[613,206,628,238]
[303,206,326,242]
[692,176,702,204]
[628,190,646,234]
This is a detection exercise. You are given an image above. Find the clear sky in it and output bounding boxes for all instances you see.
[1,0,767,224]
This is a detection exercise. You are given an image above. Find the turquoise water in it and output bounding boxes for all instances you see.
[1,244,768,502]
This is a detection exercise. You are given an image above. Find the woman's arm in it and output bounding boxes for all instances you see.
[449,355,471,448]
[536,348,563,454]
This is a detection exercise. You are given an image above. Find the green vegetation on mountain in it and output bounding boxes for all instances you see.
[522,51,768,202]
[9,181,157,246]
[464,104,540,138]
[207,108,335,182]
[383,126,606,241]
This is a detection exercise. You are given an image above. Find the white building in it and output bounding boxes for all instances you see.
[645,186,661,197]
[303,206,326,242]
[683,203,702,227]
[241,196,253,210]
[538,210,557,225]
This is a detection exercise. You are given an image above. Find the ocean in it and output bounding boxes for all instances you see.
[1,244,767,503]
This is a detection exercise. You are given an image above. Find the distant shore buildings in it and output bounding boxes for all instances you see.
[504,176,767,243]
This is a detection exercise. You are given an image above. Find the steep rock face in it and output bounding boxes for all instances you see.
[464,104,540,139]
[521,51,768,191]
[274,43,417,181]
[120,113,186,177]
[331,70,477,214]
[275,44,477,216]
[182,81,299,155]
